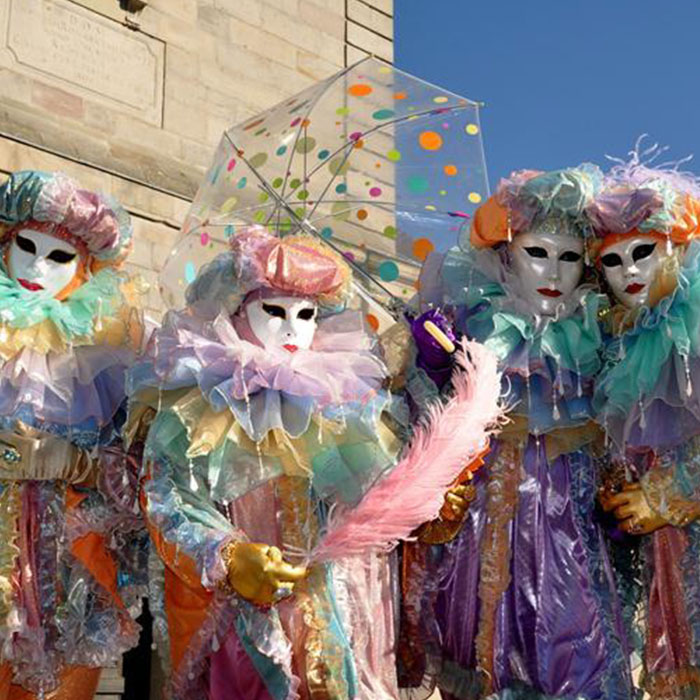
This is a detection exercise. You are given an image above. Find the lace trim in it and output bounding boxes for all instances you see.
[275,476,352,698]
[0,483,21,657]
[680,524,700,670]
[474,442,521,693]
[642,458,700,528]
[568,450,633,699]
[642,666,700,700]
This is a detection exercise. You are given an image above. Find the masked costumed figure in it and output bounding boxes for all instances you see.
[402,166,636,700]
[592,157,700,699]
[0,171,146,699]
[129,225,418,700]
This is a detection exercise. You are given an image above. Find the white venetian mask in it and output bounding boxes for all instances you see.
[7,229,80,298]
[509,230,584,316]
[600,235,667,309]
[245,295,318,352]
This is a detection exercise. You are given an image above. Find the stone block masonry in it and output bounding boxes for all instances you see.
[0,1,394,695]
[0,0,394,319]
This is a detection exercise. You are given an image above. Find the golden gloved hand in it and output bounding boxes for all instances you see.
[225,542,307,606]
[599,482,668,535]
[439,483,475,523]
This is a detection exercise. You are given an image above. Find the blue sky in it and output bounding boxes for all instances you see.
[395,2,700,191]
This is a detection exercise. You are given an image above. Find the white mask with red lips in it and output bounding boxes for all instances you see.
[7,228,80,298]
[599,235,669,309]
[509,230,585,316]
[245,295,318,353]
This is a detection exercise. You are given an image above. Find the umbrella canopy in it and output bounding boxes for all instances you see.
[160,57,488,323]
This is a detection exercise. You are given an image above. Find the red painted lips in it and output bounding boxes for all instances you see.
[625,282,645,294]
[537,288,562,298]
[17,278,44,292]
[283,344,299,353]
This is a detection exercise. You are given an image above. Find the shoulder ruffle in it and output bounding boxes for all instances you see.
[0,266,140,346]
[0,269,143,437]
[595,240,700,450]
[129,308,387,438]
[439,246,603,433]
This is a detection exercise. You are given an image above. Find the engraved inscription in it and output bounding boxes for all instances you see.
[5,0,163,123]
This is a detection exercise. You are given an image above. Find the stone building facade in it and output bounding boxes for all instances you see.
[0,0,394,319]
[0,1,394,696]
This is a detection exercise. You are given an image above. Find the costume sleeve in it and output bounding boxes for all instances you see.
[641,436,700,527]
[141,409,246,591]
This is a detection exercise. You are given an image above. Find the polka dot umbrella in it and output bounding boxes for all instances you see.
[160,56,488,327]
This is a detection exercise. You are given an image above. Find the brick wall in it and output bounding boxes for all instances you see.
[0,0,394,318]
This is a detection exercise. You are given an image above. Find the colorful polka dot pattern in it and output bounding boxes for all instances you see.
[160,58,488,310]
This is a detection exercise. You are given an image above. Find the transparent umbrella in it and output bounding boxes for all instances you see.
[160,56,488,328]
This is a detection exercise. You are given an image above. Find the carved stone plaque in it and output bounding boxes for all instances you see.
[1,0,164,125]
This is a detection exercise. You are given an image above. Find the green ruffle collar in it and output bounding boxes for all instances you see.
[442,247,604,377]
[0,264,125,341]
[594,241,700,416]
[469,283,603,377]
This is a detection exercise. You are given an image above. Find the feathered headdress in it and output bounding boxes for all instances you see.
[587,142,700,256]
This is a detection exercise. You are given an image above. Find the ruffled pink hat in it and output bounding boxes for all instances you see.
[231,226,352,306]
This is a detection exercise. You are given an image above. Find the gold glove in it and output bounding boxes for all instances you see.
[599,482,669,535]
[440,482,476,522]
[419,481,477,544]
[222,542,307,606]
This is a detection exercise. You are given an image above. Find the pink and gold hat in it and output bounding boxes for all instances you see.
[230,226,352,307]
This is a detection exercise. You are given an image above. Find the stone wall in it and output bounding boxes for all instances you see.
[0,2,394,696]
[0,0,394,318]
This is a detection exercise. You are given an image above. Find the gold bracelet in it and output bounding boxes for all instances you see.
[216,540,239,595]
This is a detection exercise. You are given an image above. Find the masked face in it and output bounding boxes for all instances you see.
[245,295,318,352]
[509,231,584,316]
[7,229,80,297]
[600,235,667,309]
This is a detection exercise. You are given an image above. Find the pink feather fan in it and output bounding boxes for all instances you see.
[310,340,504,564]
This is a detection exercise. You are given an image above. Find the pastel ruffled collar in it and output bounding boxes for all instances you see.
[0,264,125,343]
[137,306,387,412]
[594,240,700,418]
[443,248,603,378]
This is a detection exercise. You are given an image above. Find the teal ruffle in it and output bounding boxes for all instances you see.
[594,240,700,417]
[443,247,603,377]
[0,265,125,340]
[440,246,603,433]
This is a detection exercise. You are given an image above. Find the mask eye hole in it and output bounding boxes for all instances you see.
[297,307,316,321]
[524,246,548,258]
[601,253,623,268]
[16,235,36,255]
[262,303,286,319]
[559,251,582,263]
[47,249,77,264]
[632,243,657,262]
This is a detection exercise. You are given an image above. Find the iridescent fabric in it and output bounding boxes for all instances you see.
[230,227,352,307]
[595,241,700,452]
[595,241,700,699]
[131,303,402,700]
[0,171,132,262]
[400,247,633,700]
[0,263,146,695]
